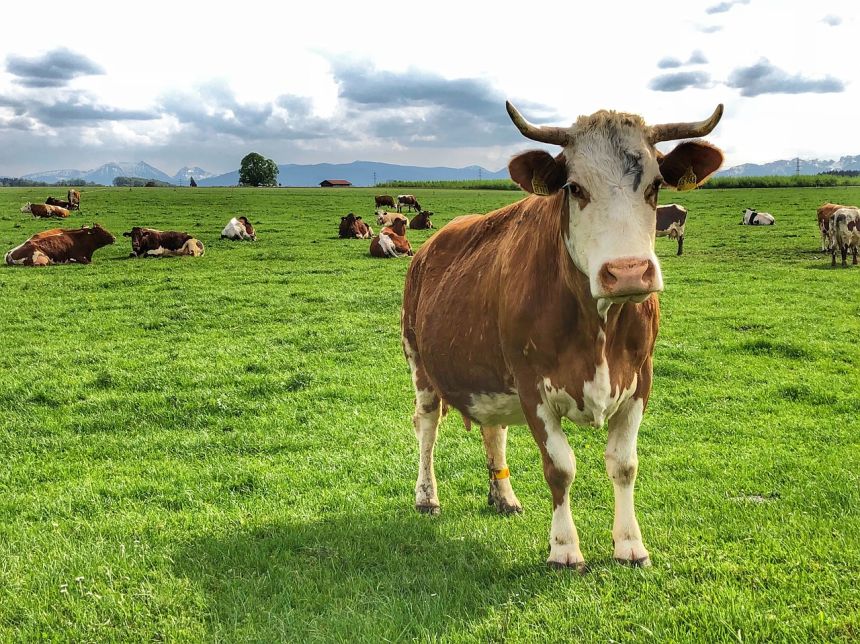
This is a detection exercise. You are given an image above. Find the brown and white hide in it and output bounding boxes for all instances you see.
[5,224,115,265]
[370,218,413,257]
[339,213,373,239]
[123,227,202,257]
[68,189,81,210]
[401,100,724,570]
[396,194,421,213]
[829,207,860,267]
[222,216,257,241]
[741,208,774,225]
[21,202,70,218]
[817,203,847,251]
[375,210,409,227]
[655,204,687,255]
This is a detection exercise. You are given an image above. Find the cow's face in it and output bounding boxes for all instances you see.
[507,103,724,303]
[90,224,116,246]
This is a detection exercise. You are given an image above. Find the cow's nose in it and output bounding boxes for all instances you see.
[598,258,657,296]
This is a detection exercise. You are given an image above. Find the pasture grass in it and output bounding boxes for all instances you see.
[0,185,858,642]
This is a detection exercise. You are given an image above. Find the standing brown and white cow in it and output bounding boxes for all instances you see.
[817,202,847,251]
[397,195,421,213]
[829,207,860,267]
[401,101,724,569]
[656,204,687,255]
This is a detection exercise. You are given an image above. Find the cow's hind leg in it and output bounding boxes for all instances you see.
[404,338,442,515]
[481,425,523,514]
[605,398,650,566]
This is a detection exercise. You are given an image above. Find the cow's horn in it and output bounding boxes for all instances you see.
[506,101,570,146]
[649,104,724,144]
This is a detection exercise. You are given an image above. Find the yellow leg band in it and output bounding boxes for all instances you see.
[490,467,510,481]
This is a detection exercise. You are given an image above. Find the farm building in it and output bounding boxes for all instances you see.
[319,179,352,187]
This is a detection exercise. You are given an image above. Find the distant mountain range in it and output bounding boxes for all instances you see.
[21,162,217,186]
[15,155,860,186]
[715,155,860,177]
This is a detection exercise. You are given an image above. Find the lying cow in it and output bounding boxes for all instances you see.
[123,227,204,257]
[375,195,396,209]
[817,202,847,251]
[222,216,257,241]
[46,196,72,209]
[656,204,687,255]
[401,100,724,569]
[829,207,860,267]
[370,218,413,258]
[376,210,409,227]
[409,211,434,230]
[339,213,373,239]
[397,194,422,213]
[741,208,774,225]
[21,202,70,218]
[5,224,115,266]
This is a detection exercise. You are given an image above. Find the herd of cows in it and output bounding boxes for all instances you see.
[2,98,858,572]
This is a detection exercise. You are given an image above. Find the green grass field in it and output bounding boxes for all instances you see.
[1,185,858,642]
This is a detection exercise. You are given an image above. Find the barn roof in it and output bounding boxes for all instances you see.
[320,179,352,186]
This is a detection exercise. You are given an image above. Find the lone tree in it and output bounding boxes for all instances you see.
[189,176,197,187]
[239,152,279,187]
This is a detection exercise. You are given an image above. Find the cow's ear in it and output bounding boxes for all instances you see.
[658,140,723,190]
[508,150,567,195]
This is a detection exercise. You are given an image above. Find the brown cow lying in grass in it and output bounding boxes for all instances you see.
[339,213,373,239]
[409,211,434,230]
[5,224,115,265]
[123,227,204,257]
[21,202,70,218]
[370,218,413,258]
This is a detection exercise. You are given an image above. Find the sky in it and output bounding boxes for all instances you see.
[0,0,857,177]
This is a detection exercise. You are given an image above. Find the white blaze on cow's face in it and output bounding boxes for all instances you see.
[560,119,663,302]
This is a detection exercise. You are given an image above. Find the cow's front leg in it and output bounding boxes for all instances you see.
[480,425,522,514]
[522,398,584,570]
[605,397,650,566]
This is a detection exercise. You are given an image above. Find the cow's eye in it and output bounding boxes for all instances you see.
[564,181,584,197]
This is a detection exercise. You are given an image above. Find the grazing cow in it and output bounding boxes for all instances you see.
[741,208,774,225]
[123,227,204,257]
[397,194,422,213]
[655,204,687,255]
[370,218,413,258]
[829,207,860,267]
[375,210,409,227]
[45,196,72,209]
[409,211,435,230]
[5,224,115,266]
[817,202,847,251]
[222,216,257,241]
[375,195,396,209]
[21,202,70,218]
[401,100,724,569]
[339,213,374,239]
[68,189,81,210]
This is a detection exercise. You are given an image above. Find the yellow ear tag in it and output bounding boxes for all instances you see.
[532,174,549,196]
[677,166,698,192]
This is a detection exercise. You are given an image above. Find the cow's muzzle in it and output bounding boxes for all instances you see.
[598,258,659,297]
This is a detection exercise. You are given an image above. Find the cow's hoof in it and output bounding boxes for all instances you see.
[614,556,651,568]
[487,488,523,515]
[547,545,586,572]
[415,503,440,516]
[613,540,650,566]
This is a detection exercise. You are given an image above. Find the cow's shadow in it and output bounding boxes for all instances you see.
[173,511,576,640]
